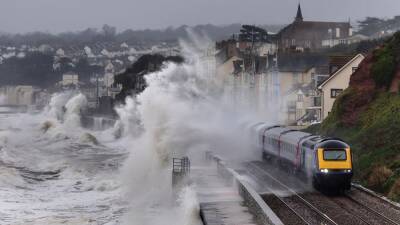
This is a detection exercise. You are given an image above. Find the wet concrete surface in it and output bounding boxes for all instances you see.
[192,163,259,225]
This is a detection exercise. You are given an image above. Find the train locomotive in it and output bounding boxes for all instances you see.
[249,123,353,191]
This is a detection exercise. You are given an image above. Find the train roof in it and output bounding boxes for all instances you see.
[255,124,350,149]
[303,136,348,149]
[318,139,349,148]
[280,130,312,145]
[265,127,293,137]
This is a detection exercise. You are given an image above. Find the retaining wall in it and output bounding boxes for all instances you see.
[206,151,283,225]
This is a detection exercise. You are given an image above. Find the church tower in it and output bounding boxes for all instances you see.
[295,3,303,22]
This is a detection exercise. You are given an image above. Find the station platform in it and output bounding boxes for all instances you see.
[192,163,259,225]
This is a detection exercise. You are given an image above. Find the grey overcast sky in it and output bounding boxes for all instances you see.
[0,0,399,33]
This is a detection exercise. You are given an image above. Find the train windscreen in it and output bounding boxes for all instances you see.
[323,149,346,161]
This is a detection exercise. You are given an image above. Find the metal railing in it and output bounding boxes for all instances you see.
[173,157,190,175]
[172,157,191,188]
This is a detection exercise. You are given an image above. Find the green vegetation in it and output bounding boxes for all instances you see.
[371,47,395,88]
[321,38,386,55]
[0,52,102,88]
[316,93,400,200]
[371,32,400,88]
[357,16,400,36]
[306,32,400,201]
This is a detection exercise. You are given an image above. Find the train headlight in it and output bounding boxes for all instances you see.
[346,169,352,173]
[320,169,329,173]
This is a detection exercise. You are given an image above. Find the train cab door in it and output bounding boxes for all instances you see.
[301,146,306,170]
[313,147,319,171]
[303,147,313,178]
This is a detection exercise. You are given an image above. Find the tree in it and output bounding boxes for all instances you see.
[102,24,117,40]
[358,17,385,36]
[114,54,184,102]
[238,25,269,43]
[0,52,56,87]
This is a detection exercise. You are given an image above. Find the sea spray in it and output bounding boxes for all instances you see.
[40,92,91,141]
[114,97,143,138]
[116,31,281,224]
[46,91,76,121]
[64,93,87,128]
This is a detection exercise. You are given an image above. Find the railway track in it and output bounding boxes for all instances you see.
[336,194,399,225]
[345,185,400,224]
[262,194,308,225]
[247,162,339,225]
[351,183,400,211]
[247,161,400,225]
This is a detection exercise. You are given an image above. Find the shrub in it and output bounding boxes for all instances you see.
[371,46,396,89]
[388,178,400,202]
[367,166,393,191]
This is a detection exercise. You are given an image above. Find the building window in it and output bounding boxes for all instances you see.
[314,96,321,107]
[352,67,358,73]
[298,94,304,102]
[336,28,341,38]
[292,39,296,46]
[328,28,333,39]
[330,89,343,98]
[296,109,302,117]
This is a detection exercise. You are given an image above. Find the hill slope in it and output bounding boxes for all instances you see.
[311,32,400,201]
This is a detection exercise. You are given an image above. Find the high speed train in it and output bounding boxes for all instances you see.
[248,123,353,191]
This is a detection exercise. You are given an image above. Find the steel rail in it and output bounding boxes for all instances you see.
[345,194,399,225]
[329,197,372,225]
[351,183,400,211]
[253,177,310,225]
[248,162,339,225]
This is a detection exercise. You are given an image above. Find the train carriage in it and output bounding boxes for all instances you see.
[279,130,312,172]
[262,127,290,158]
[251,124,353,191]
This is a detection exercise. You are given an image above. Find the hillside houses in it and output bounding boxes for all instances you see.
[214,4,372,125]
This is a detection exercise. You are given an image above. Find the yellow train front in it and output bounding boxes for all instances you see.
[312,139,353,191]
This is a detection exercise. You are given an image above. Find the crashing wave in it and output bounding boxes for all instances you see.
[79,133,99,145]
[41,121,55,133]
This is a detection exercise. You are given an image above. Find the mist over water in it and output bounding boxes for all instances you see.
[0,33,282,225]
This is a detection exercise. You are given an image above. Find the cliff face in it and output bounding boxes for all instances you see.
[340,54,376,126]
[319,32,400,201]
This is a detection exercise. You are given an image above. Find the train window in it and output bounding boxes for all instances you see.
[323,149,346,160]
